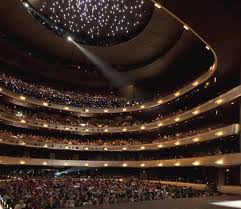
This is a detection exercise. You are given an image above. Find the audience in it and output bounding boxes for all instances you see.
[0,73,137,108]
[0,174,213,209]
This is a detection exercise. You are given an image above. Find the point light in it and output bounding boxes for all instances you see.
[104,163,108,167]
[154,3,161,9]
[140,105,145,109]
[174,162,180,166]
[140,163,145,167]
[193,137,200,142]
[158,144,163,148]
[192,161,200,166]
[192,110,199,115]
[158,163,163,167]
[215,159,224,165]
[157,100,163,104]
[43,102,48,106]
[215,131,224,137]
[174,92,180,97]
[20,96,26,100]
[183,25,189,30]
[158,122,163,127]
[67,36,73,41]
[174,117,180,122]
[20,160,26,165]
[140,125,145,130]
[215,99,223,104]
[122,163,128,167]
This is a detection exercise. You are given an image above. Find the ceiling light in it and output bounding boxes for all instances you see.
[140,163,145,167]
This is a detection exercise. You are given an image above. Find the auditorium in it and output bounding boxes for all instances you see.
[0,0,240,209]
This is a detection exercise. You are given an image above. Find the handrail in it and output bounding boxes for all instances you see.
[0,153,241,167]
[0,85,240,134]
[0,124,238,151]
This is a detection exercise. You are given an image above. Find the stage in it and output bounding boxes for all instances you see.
[76,195,241,209]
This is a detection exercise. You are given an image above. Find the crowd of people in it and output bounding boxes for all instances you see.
[0,125,219,148]
[0,73,137,108]
[0,175,213,209]
[0,103,145,127]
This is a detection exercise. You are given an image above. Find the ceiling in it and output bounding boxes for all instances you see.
[0,0,214,89]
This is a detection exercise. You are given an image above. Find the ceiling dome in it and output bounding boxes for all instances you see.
[26,0,154,46]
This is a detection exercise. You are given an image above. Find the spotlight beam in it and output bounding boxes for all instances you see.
[71,40,131,88]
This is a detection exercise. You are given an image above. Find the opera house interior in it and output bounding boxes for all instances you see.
[0,0,241,209]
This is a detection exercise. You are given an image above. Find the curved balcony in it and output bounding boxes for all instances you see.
[0,153,241,167]
[0,85,240,134]
[0,124,238,151]
[0,63,216,115]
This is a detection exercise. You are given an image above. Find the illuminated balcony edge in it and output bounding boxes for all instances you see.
[0,124,238,151]
[0,62,216,115]
[0,153,241,167]
[0,85,240,134]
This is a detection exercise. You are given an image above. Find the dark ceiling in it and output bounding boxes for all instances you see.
[0,0,216,91]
